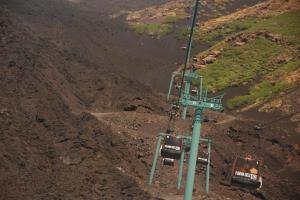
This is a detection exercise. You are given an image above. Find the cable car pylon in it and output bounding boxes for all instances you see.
[168,0,224,197]
[148,0,223,199]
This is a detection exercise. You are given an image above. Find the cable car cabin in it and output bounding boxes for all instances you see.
[163,158,175,166]
[191,87,198,95]
[181,45,187,50]
[160,135,182,160]
[171,104,179,110]
[231,156,262,189]
[175,84,181,90]
[197,150,209,165]
[184,144,191,152]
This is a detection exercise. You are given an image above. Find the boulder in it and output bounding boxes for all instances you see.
[211,50,221,57]
[235,41,245,46]
[266,33,282,42]
[192,64,206,70]
[192,57,199,62]
[203,55,217,64]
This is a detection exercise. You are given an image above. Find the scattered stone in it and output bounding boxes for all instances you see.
[203,55,217,64]
[46,147,56,159]
[0,108,9,116]
[290,113,300,122]
[116,166,125,173]
[192,63,206,70]
[123,104,138,111]
[137,152,145,159]
[265,32,282,42]
[35,113,46,123]
[167,11,177,17]
[293,144,299,150]
[203,116,209,122]
[8,61,16,67]
[269,54,292,65]
[235,41,245,46]
[192,57,199,62]
[211,50,221,57]
[260,99,283,112]
[62,153,83,165]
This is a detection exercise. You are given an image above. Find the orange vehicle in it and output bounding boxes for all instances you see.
[230,155,262,189]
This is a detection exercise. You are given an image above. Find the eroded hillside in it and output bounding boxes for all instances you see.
[0,3,166,199]
[0,0,299,200]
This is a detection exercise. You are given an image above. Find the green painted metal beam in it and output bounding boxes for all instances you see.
[177,148,185,190]
[167,73,175,100]
[178,135,211,143]
[205,141,212,194]
[180,99,223,111]
[167,71,203,103]
[182,81,190,120]
[184,108,203,200]
[148,135,162,185]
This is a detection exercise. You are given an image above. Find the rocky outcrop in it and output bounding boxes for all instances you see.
[201,0,300,31]
[192,49,222,70]
[192,31,288,70]
[226,31,286,45]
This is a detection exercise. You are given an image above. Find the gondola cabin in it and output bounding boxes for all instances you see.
[181,45,187,50]
[175,84,182,90]
[230,156,262,189]
[197,150,209,165]
[191,87,198,95]
[160,135,182,160]
[163,158,175,166]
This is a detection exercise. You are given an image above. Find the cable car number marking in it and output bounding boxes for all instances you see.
[235,171,257,180]
[165,145,180,151]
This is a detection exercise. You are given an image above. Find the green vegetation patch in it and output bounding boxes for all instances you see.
[197,17,257,44]
[199,37,290,91]
[130,12,187,38]
[195,11,300,110]
[249,11,300,45]
[164,15,181,24]
[192,11,300,45]
[130,23,173,38]
[227,80,288,109]
[177,27,190,40]
[227,59,300,109]
[178,17,257,43]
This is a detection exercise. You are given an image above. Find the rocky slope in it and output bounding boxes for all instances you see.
[92,109,300,200]
[0,0,299,200]
[0,3,166,200]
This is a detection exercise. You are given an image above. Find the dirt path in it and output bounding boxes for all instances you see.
[90,112,121,120]
[2,1,300,200]
[89,109,300,200]
[2,0,268,93]
[216,114,236,125]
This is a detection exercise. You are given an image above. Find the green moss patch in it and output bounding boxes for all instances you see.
[130,23,173,38]
[195,11,300,110]
[199,37,290,91]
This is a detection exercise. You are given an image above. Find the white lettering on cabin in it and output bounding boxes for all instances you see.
[165,145,180,151]
[235,171,257,180]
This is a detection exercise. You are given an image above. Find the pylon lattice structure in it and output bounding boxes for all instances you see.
[148,0,224,199]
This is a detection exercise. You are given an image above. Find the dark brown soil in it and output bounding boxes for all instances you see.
[0,3,166,199]
[0,0,299,200]
[93,109,300,200]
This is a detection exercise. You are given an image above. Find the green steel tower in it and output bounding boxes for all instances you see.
[150,0,224,199]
